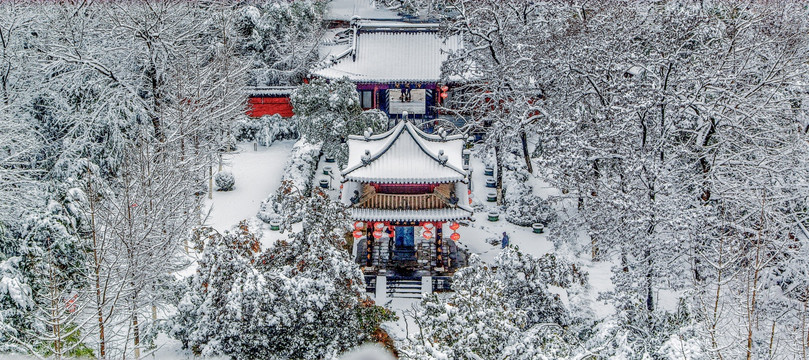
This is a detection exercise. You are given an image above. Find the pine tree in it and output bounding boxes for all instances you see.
[174,192,393,359]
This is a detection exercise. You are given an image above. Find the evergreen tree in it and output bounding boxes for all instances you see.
[174,192,394,359]
[403,248,590,359]
[291,78,385,165]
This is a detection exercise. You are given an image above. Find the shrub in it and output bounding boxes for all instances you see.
[502,168,557,227]
[257,138,321,224]
[215,171,235,191]
[232,114,298,146]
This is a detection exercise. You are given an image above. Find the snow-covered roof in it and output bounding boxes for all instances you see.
[350,207,472,222]
[313,24,461,83]
[342,121,467,184]
[246,86,296,97]
[325,0,402,21]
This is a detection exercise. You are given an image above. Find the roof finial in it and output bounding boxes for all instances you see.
[363,128,373,140]
[361,149,372,164]
[438,149,448,165]
[402,111,409,124]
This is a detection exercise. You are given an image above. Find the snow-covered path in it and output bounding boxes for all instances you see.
[203,141,295,232]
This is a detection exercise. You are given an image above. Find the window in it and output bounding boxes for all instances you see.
[359,90,373,109]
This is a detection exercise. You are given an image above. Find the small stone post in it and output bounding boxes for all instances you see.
[375,273,387,303]
[421,275,432,296]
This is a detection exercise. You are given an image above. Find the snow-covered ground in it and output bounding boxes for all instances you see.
[203,141,295,232]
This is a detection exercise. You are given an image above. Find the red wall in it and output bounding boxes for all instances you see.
[247,96,294,118]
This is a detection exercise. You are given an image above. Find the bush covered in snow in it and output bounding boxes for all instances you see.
[402,248,591,359]
[214,170,235,191]
[503,170,556,227]
[489,149,558,227]
[257,138,321,223]
[220,133,238,152]
[232,114,298,146]
[173,198,394,360]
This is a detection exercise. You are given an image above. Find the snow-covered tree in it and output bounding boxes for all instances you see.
[290,77,368,165]
[441,0,807,356]
[234,0,326,86]
[402,248,590,359]
[175,193,394,359]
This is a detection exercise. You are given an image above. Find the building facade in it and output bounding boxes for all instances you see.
[313,20,460,120]
[340,120,472,295]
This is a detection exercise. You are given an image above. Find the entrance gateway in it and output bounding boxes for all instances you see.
[393,226,416,262]
[340,121,473,295]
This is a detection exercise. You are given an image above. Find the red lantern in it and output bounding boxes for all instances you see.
[374,222,385,231]
[469,198,473,204]
[422,222,434,230]
[441,85,449,92]
[422,230,433,239]
[449,222,460,231]
[373,231,383,239]
[352,230,363,238]
[353,221,364,230]
[450,232,461,241]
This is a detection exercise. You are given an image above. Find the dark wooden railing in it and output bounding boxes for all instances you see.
[360,193,446,210]
[354,183,456,210]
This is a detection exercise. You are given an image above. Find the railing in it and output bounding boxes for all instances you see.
[358,193,447,210]
[432,276,453,292]
[364,275,376,294]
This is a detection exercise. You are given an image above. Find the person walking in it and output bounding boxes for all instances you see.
[501,232,510,249]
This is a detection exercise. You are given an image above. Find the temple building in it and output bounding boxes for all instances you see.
[313,20,461,120]
[340,119,472,297]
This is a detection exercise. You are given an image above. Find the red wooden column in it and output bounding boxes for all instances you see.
[435,222,444,270]
[373,85,378,109]
[365,224,373,267]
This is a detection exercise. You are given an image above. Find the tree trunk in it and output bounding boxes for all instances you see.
[645,247,654,312]
[519,130,533,173]
[494,144,503,205]
[49,250,62,360]
[133,312,140,360]
[87,165,106,360]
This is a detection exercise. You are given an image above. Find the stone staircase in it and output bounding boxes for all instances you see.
[386,277,422,299]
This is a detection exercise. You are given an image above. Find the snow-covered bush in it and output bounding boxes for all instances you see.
[232,114,298,146]
[402,248,590,359]
[503,172,556,226]
[257,138,321,223]
[219,133,238,152]
[214,171,235,191]
[496,149,557,227]
[173,197,393,360]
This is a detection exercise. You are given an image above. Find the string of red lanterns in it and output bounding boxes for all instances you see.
[422,222,434,239]
[449,222,461,242]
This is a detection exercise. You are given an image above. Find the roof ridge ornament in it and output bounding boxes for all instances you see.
[438,127,447,140]
[438,149,448,165]
[361,149,372,164]
[363,127,373,141]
